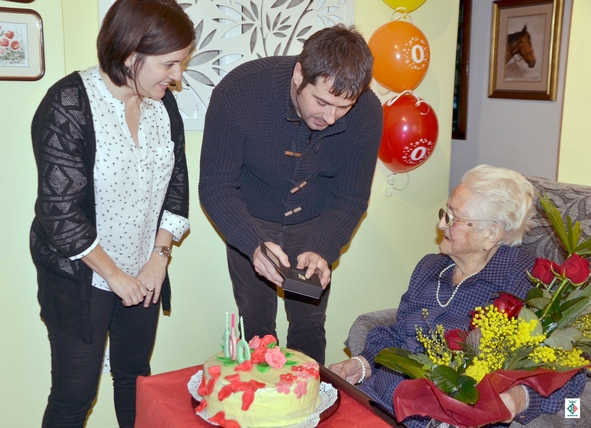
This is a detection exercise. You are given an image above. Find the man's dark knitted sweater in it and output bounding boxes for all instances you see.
[199,56,383,264]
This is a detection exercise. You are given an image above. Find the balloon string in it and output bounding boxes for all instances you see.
[385,172,410,197]
[391,8,413,24]
[386,90,413,107]
[386,91,431,116]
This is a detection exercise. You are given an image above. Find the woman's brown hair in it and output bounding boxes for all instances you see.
[98,0,195,87]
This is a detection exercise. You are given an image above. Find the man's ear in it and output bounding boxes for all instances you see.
[292,62,303,87]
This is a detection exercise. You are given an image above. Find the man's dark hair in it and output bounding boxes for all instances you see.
[297,24,373,101]
[97,0,195,87]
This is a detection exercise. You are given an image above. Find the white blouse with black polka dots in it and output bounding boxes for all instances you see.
[77,66,189,291]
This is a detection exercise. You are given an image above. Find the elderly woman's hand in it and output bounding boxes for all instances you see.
[498,385,528,423]
[328,356,371,385]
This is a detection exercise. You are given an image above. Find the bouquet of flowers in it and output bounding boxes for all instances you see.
[376,194,591,427]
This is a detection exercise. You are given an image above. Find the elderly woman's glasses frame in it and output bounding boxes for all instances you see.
[439,208,492,228]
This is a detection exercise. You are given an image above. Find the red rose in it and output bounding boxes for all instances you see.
[9,40,19,51]
[251,347,267,364]
[4,30,14,39]
[0,38,8,47]
[493,292,523,319]
[444,329,465,351]
[531,258,558,284]
[558,254,591,285]
[259,334,277,348]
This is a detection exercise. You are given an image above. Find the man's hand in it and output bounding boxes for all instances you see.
[297,252,331,288]
[253,242,289,287]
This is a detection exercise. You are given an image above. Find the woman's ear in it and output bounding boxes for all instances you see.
[484,223,503,250]
[124,53,137,69]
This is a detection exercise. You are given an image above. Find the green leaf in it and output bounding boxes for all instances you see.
[462,329,481,358]
[453,376,480,405]
[431,365,461,394]
[375,348,430,379]
[504,345,535,370]
[257,362,271,373]
[574,239,591,254]
[216,355,238,366]
[518,307,544,335]
[409,352,435,369]
[539,193,572,254]
[528,297,552,310]
[526,287,545,300]
[545,328,582,351]
[559,296,588,312]
[431,366,479,405]
[575,343,591,356]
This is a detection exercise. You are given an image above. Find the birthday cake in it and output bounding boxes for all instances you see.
[195,314,321,428]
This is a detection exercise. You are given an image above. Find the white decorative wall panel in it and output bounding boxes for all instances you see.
[99,0,355,130]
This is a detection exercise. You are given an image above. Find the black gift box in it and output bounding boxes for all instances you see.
[259,242,323,299]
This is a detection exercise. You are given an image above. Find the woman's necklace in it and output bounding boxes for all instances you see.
[436,263,478,308]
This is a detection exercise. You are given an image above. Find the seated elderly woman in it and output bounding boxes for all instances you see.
[329,165,587,427]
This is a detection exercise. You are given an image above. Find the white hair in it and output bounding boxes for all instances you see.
[461,165,534,246]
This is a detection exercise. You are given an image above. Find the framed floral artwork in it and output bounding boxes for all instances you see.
[488,0,563,101]
[0,7,44,81]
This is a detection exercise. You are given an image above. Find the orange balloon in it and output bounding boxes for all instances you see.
[368,21,430,93]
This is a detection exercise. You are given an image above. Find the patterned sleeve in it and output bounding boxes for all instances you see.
[514,370,588,425]
[31,75,98,259]
[359,255,431,370]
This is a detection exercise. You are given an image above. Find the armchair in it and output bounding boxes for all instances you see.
[343,176,591,427]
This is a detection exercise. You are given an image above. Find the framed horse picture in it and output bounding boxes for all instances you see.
[488,0,563,101]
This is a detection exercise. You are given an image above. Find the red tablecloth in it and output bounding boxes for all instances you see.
[136,365,393,428]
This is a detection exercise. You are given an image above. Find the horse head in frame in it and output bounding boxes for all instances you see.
[505,25,536,68]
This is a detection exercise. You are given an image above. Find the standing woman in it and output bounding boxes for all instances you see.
[30,1,195,426]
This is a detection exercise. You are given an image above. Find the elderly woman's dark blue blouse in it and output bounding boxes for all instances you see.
[359,245,588,427]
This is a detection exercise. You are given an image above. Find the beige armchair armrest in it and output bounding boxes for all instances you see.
[344,308,398,356]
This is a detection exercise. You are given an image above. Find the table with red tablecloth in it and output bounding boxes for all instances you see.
[135,365,394,428]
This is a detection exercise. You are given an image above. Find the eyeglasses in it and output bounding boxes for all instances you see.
[438,208,492,228]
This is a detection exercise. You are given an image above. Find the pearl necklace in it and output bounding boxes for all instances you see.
[436,263,478,308]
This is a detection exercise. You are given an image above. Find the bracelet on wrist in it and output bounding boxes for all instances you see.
[351,356,366,385]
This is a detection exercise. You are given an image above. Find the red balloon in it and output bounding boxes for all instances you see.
[368,20,430,93]
[378,93,438,173]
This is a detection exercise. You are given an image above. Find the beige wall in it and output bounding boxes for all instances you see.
[0,0,457,426]
[557,0,591,186]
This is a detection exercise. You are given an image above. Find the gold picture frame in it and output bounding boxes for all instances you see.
[488,0,563,101]
[0,7,45,81]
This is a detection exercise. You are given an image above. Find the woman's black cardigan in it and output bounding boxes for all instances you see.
[30,72,189,343]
